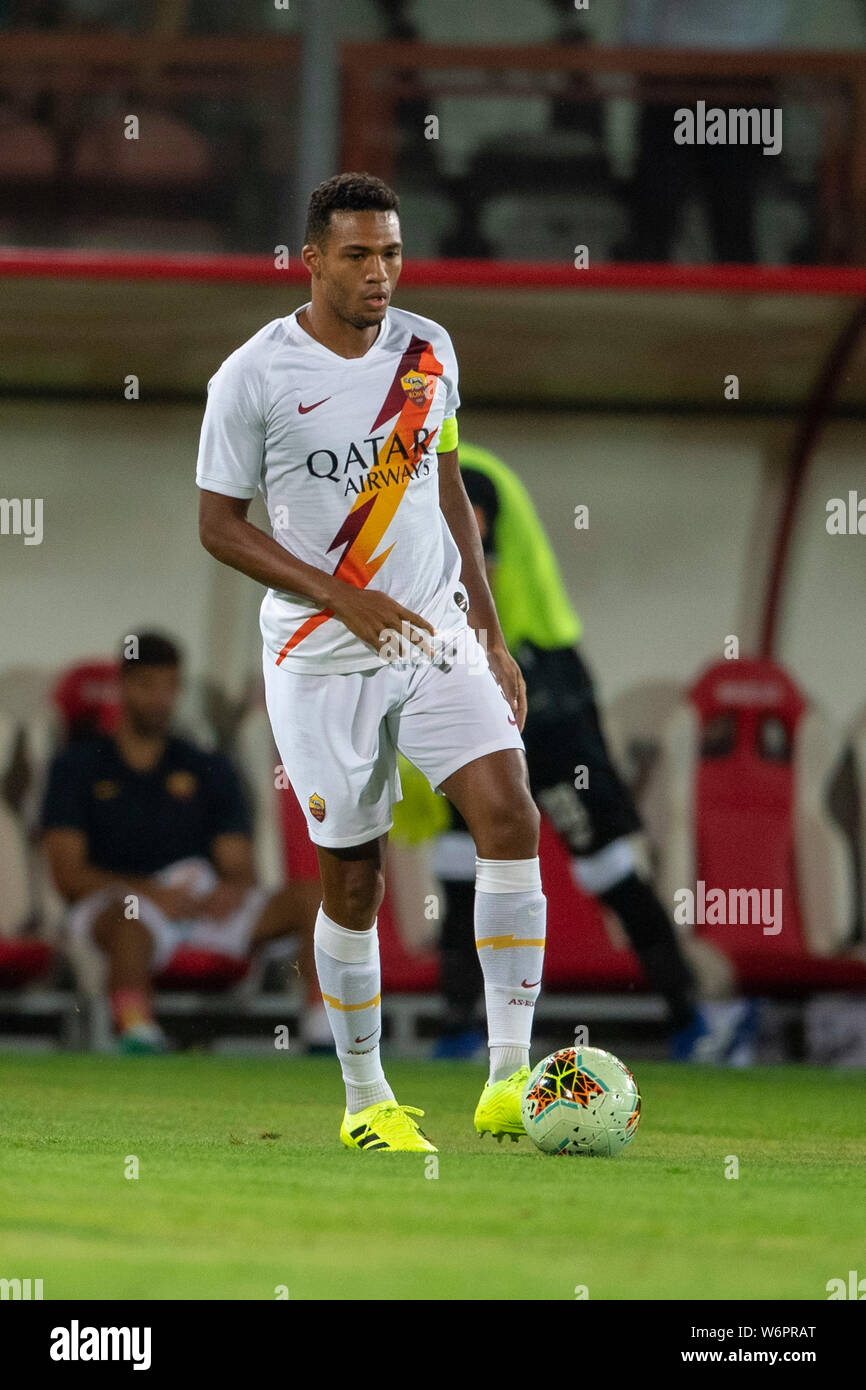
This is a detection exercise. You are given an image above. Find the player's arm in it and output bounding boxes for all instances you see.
[41,828,148,903]
[193,832,258,920]
[198,492,435,655]
[210,833,256,886]
[196,351,434,655]
[437,447,527,730]
[199,491,345,611]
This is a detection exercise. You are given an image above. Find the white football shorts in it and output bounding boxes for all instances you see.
[66,857,269,972]
[262,620,526,849]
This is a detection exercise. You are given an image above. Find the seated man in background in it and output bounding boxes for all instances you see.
[41,632,321,1052]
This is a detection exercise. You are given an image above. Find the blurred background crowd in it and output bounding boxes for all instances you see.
[2,0,866,262]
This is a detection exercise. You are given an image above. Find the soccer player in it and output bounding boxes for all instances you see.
[196,173,546,1152]
[420,442,710,1061]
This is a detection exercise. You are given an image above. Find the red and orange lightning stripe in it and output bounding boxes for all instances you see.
[275,338,444,665]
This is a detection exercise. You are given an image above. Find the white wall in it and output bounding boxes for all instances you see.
[1,399,864,726]
[0,400,241,685]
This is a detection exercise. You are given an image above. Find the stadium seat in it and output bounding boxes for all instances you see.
[0,939,53,987]
[0,110,57,235]
[67,110,227,244]
[0,709,61,1028]
[53,659,121,739]
[480,188,627,264]
[650,658,865,995]
[153,948,249,990]
[0,113,55,182]
[0,711,35,939]
[72,112,211,188]
[849,704,866,942]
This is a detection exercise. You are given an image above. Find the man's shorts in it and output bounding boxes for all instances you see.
[66,857,269,972]
[263,620,526,849]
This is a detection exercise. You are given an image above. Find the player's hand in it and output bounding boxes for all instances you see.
[486,643,527,733]
[330,585,436,661]
[145,885,201,920]
[197,881,251,921]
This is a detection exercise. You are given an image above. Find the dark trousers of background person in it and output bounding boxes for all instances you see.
[437,643,698,1040]
[623,79,778,263]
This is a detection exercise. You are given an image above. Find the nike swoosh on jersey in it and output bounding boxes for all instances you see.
[298,397,331,413]
[276,335,445,665]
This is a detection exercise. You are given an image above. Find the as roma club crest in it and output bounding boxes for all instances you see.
[308,792,326,823]
[400,369,436,406]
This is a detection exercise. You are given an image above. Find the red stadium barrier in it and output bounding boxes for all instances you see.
[4,247,866,295]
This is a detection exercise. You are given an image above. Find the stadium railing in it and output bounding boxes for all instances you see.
[0,36,865,259]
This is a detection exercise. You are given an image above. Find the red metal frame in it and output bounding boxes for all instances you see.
[3,248,866,294]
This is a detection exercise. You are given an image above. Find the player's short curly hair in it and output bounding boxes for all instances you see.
[304,172,400,247]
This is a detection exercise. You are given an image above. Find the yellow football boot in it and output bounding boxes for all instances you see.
[473,1065,530,1142]
[340,1101,437,1153]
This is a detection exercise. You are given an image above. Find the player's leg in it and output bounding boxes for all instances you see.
[313,833,392,1111]
[392,626,545,1136]
[313,835,436,1151]
[438,748,546,1135]
[262,653,434,1150]
[88,894,166,1052]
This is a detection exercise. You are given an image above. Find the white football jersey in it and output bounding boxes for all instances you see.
[196,302,465,673]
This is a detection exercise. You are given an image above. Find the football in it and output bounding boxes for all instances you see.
[521,1046,641,1157]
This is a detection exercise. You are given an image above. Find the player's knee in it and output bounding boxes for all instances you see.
[91,899,149,948]
[329,864,385,930]
[479,789,539,858]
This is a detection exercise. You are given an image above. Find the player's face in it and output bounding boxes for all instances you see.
[120,665,180,737]
[313,210,402,328]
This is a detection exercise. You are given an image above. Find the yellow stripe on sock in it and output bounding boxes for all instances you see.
[320,991,381,1012]
[475,936,545,950]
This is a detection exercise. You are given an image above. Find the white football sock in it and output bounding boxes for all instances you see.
[474,856,546,1084]
[313,907,394,1114]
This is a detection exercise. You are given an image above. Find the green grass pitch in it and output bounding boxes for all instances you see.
[1,1053,862,1301]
